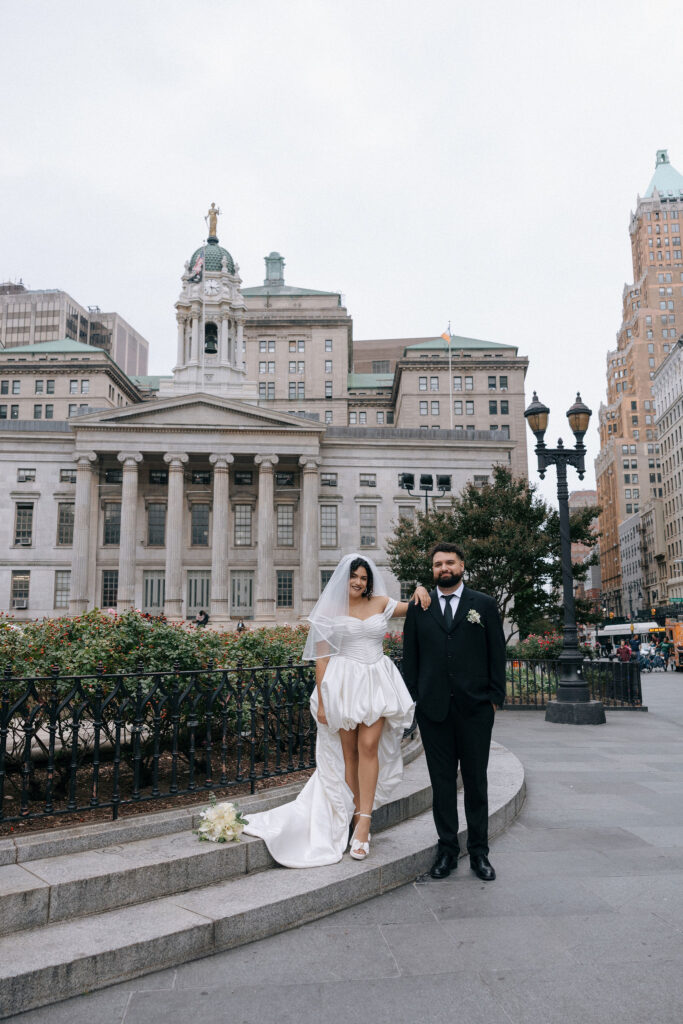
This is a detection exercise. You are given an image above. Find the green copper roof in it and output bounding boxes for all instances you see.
[242,285,339,297]
[2,339,105,355]
[128,375,172,390]
[347,373,394,389]
[189,239,235,275]
[644,150,683,198]
[404,335,516,355]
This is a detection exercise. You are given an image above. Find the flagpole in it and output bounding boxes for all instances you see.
[447,320,453,430]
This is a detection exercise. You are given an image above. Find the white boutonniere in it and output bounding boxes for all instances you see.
[466,609,483,627]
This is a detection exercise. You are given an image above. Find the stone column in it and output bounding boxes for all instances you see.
[116,452,142,612]
[299,457,321,616]
[236,317,245,368]
[219,318,229,364]
[190,316,200,364]
[209,453,234,625]
[254,455,278,621]
[163,452,189,620]
[176,316,186,366]
[69,451,97,615]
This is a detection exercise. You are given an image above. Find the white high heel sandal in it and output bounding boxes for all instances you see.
[349,813,372,860]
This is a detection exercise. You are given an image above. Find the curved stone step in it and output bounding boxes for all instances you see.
[0,742,430,937]
[0,742,524,1020]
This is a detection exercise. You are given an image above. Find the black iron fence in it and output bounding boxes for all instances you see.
[505,658,643,710]
[0,656,643,827]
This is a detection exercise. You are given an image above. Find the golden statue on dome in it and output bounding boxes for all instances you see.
[207,202,220,238]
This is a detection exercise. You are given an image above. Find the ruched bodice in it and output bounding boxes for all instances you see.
[243,596,415,868]
[332,598,397,664]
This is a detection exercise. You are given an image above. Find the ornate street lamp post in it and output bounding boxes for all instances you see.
[524,392,606,725]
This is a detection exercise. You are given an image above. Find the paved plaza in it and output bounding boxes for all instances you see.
[6,671,683,1024]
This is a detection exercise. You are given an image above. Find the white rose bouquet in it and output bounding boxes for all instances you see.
[195,794,248,843]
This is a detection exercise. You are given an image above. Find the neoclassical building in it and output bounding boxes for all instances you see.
[0,210,529,625]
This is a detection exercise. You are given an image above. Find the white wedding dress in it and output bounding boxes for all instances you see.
[243,598,415,867]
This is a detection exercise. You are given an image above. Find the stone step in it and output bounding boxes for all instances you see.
[0,743,524,1020]
[0,743,432,937]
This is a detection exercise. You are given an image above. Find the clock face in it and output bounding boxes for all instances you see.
[204,281,219,296]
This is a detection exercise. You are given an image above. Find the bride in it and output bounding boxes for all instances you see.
[243,553,430,867]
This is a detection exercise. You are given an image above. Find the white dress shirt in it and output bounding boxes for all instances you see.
[437,582,464,617]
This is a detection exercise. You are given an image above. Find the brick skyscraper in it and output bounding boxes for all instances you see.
[596,150,683,614]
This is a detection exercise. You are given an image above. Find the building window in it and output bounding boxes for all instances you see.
[398,505,415,522]
[372,360,390,373]
[500,400,509,415]
[234,471,253,486]
[103,503,121,545]
[321,472,337,487]
[430,376,439,391]
[102,570,119,608]
[54,570,71,609]
[465,376,473,391]
[376,411,384,424]
[360,473,377,487]
[431,401,440,415]
[60,468,77,483]
[387,411,394,424]
[288,382,296,400]
[276,570,294,607]
[488,376,496,390]
[490,424,499,432]
[325,381,333,398]
[454,400,463,415]
[234,504,252,545]
[420,401,428,415]
[297,382,305,400]
[500,425,510,439]
[69,380,78,395]
[320,505,338,547]
[33,404,42,420]
[277,504,294,546]
[191,503,209,545]
[147,503,167,546]
[358,411,366,424]
[191,470,211,485]
[0,405,6,419]
[11,381,20,395]
[419,376,428,391]
[453,376,462,391]
[321,569,334,589]
[149,469,168,485]
[288,360,296,374]
[325,409,333,424]
[104,468,122,484]
[35,380,44,394]
[11,570,30,609]
[466,400,474,415]
[275,471,295,487]
[360,505,377,548]
[14,503,34,545]
[17,468,36,483]
[349,412,357,424]
[325,339,333,352]
[499,376,508,390]
[10,405,18,419]
[46,380,55,394]
[57,502,75,545]
[45,404,54,419]
[0,381,7,395]
[81,380,90,394]
[489,400,497,414]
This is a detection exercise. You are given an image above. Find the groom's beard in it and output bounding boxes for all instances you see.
[434,570,463,589]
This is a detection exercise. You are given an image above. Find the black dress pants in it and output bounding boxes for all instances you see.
[416,698,494,857]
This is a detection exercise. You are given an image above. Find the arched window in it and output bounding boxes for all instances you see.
[204,321,218,354]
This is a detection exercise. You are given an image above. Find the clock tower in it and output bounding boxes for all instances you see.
[169,205,257,399]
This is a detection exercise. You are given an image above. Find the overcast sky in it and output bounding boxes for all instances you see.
[2,0,681,504]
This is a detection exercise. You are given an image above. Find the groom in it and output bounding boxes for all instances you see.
[402,542,506,881]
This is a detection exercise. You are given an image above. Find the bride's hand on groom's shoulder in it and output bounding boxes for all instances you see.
[412,586,431,609]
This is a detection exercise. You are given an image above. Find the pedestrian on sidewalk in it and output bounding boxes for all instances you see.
[402,541,506,882]
[617,640,632,662]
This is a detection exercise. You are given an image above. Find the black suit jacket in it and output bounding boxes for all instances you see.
[402,586,506,722]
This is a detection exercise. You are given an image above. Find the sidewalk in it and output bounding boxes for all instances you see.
[7,671,683,1024]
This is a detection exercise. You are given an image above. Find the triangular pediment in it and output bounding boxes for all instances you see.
[72,394,326,433]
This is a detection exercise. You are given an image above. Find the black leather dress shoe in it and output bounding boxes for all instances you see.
[470,854,496,881]
[430,851,458,879]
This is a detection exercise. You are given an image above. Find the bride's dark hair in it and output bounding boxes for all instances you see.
[349,557,374,599]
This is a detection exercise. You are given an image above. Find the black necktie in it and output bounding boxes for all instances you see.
[443,594,454,629]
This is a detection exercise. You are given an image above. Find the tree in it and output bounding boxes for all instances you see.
[386,466,599,642]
